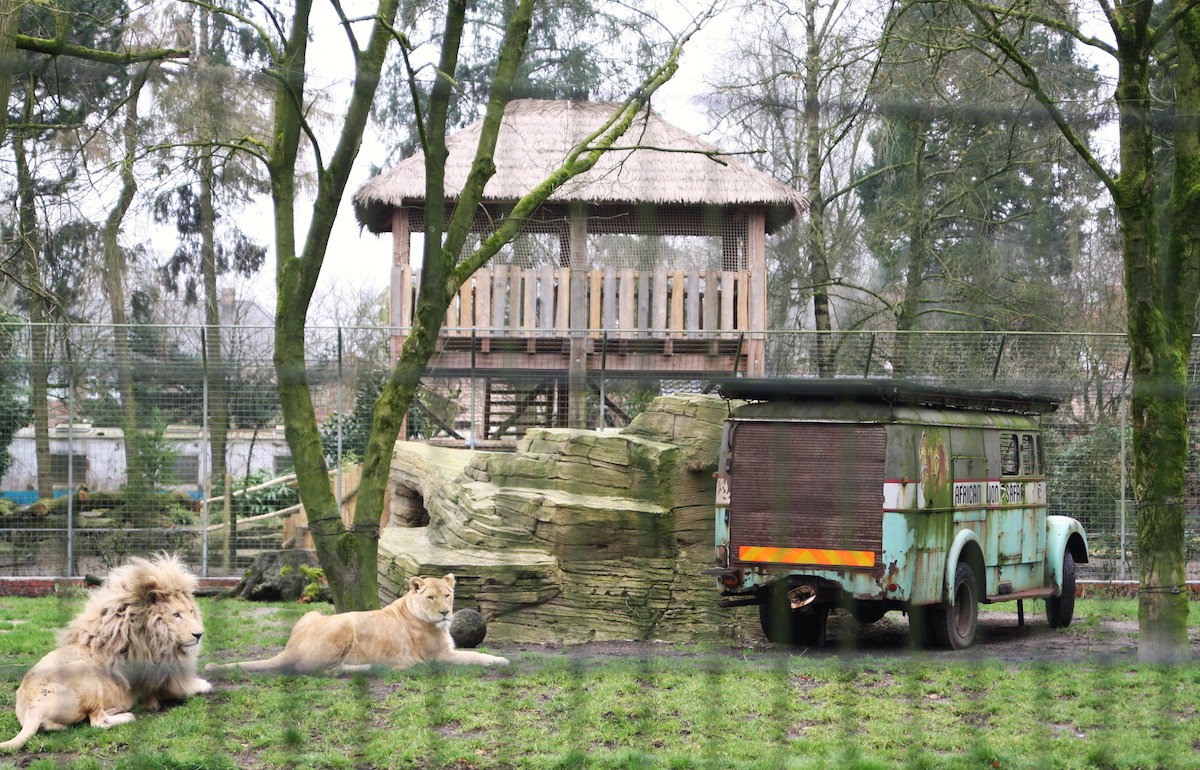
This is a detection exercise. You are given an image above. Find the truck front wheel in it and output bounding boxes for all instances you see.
[931,561,978,650]
[759,584,829,647]
[1046,551,1076,629]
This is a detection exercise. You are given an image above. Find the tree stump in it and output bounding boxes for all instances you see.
[226,549,329,602]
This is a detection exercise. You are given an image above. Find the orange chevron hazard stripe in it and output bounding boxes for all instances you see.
[738,545,876,568]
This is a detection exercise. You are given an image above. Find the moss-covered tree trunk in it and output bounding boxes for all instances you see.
[1110,0,1193,662]
[1130,3,1200,663]
[353,0,531,609]
[0,0,16,145]
[268,0,702,611]
[962,0,1195,660]
[268,0,398,611]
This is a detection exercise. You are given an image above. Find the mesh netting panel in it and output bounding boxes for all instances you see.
[405,205,749,271]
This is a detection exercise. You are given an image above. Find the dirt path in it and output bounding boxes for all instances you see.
[488,607,1198,664]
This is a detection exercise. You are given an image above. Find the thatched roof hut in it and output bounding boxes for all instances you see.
[352,100,807,428]
[353,99,806,235]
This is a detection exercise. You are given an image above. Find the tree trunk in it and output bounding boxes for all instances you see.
[201,155,232,535]
[803,0,834,376]
[1111,21,1190,662]
[14,109,52,501]
[102,68,149,504]
[893,114,928,376]
[0,0,16,145]
[269,0,693,612]
[1129,6,1200,663]
[271,0,399,612]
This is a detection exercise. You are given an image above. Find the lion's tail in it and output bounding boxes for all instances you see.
[0,714,40,751]
[205,655,291,673]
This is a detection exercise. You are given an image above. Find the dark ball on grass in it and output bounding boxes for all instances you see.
[450,608,487,649]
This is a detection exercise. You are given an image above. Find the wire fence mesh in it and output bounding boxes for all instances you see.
[0,323,1180,582]
[3,322,1199,768]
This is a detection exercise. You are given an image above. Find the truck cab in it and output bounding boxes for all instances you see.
[708,378,1088,649]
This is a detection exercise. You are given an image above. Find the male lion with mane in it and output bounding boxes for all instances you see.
[207,574,508,674]
[1,553,212,751]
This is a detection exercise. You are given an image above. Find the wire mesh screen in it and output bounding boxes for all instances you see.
[4,321,1200,768]
[0,323,1191,583]
[405,204,750,271]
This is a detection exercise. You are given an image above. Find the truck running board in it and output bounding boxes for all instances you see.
[984,587,1056,603]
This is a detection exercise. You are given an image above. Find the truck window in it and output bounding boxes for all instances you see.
[1000,433,1019,476]
[1020,434,1035,475]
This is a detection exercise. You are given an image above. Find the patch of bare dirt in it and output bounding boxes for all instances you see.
[487,607,1188,664]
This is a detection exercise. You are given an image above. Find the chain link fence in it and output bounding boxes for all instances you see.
[0,323,1175,581]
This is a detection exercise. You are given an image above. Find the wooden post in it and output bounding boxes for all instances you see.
[619,268,635,339]
[652,266,668,338]
[492,264,509,328]
[221,473,232,571]
[747,209,767,376]
[390,207,410,362]
[568,205,589,428]
[720,271,735,339]
[637,271,650,335]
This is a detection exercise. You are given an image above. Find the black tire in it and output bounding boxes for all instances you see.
[1046,551,1076,629]
[758,585,829,647]
[930,562,978,650]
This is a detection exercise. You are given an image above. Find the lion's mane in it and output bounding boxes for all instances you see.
[62,552,203,699]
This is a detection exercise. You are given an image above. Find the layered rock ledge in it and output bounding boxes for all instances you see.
[378,394,755,643]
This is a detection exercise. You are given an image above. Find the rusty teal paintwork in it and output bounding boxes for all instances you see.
[711,380,1089,625]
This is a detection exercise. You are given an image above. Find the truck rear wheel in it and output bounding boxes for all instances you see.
[759,585,829,647]
[1046,551,1076,629]
[931,561,978,650]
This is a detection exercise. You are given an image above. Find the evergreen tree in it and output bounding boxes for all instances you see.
[858,3,1103,345]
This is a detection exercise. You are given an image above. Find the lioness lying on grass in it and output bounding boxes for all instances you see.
[206,574,508,674]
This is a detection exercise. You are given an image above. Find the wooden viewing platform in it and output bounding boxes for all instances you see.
[401,265,758,376]
[354,99,806,435]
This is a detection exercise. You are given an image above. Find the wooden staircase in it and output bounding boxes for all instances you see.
[484,378,570,439]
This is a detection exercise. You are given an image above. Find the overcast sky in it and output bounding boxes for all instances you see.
[224,2,729,320]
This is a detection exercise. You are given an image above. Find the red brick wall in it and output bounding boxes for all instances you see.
[0,577,238,597]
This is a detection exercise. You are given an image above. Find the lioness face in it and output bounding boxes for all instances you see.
[410,575,456,628]
[146,593,205,654]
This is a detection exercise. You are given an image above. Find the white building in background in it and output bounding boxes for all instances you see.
[0,422,293,504]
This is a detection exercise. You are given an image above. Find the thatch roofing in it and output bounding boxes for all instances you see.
[353,99,807,234]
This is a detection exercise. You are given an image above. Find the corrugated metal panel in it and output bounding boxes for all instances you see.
[728,421,884,566]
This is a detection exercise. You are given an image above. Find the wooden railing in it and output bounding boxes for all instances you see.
[392,266,756,338]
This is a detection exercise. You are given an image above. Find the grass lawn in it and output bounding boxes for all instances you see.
[1,594,1199,769]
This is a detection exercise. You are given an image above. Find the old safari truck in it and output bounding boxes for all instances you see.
[706,379,1088,650]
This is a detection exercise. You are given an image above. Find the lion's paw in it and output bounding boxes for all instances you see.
[98,710,136,728]
[192,678,213,694]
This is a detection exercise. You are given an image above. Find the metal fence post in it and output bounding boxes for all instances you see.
[201,327,210,578]
[599,330,608,429]
[336,327,344,509]
[470,327,478,449]
[66,338,75,578]
[1120,397,1130,579]
[991,334,1008,381]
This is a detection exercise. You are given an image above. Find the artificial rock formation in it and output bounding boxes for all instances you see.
[378,394,756,643]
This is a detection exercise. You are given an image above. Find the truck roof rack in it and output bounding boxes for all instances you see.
[712,377,1061,415]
